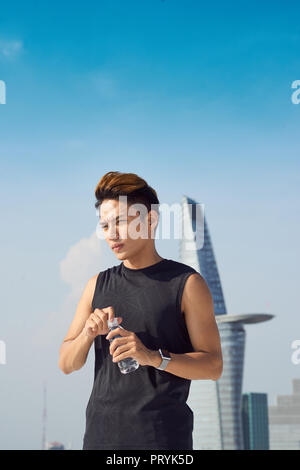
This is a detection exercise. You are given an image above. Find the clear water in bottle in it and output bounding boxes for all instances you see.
[107,318,139,374]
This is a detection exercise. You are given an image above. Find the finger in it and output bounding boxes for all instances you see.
[99,310,122,331]
[112,342,131,359]
[89,318,98,333]
[90,314,101,329]
[94,307,116,331]
[113,344,135,362]
[106,327,129,341]
[99,306,115,324]
[103,308,122,329]
[109,336,128,354]
[93,309,106,325]
[92,314,104,331]
[87,322,97,335]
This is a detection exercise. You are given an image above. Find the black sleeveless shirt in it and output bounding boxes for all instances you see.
[82,258,198,450]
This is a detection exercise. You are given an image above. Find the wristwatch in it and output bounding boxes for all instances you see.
[156,348,171,370]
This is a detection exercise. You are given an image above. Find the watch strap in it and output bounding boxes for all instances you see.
[156,348,171,370]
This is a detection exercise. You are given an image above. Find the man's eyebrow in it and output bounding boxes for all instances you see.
[99,215,125,226]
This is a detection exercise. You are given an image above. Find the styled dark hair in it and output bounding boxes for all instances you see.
[94,171,160,215]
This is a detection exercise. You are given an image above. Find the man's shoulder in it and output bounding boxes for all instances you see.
[87,263,122,288]
[166,258,199,275]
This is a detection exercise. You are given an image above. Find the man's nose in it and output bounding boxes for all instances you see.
[107,223,118,239]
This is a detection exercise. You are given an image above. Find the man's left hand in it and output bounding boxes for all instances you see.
[105,327,160,367]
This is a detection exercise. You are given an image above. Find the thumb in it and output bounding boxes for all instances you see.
[117,317,122,323]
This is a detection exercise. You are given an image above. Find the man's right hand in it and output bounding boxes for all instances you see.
[83,306,122,339]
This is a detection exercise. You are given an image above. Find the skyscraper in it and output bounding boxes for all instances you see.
[180,195,274,449]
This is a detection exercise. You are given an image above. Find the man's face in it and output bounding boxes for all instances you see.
[99,198,157,259]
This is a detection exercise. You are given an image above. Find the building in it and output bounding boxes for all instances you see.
[180,195,274,449]
[268,378,300,449]
[242,392,270,449]
[46,441,65,450]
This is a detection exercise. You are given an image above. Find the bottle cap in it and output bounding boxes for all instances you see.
[107,317,118,329]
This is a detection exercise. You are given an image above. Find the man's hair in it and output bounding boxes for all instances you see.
[94,171,160,216]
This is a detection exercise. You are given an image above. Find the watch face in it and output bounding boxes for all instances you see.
[161,349,170,360]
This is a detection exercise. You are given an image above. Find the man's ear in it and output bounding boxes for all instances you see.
[148,209,159,230]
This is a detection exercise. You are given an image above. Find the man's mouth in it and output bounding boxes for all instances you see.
[112,243,124,251]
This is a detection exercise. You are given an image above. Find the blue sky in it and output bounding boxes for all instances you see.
[0,0,300,450]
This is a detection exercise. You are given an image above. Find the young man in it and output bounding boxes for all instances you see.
[58,171,223,450]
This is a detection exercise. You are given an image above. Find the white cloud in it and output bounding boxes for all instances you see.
[33,231,117,348]
[60,231,113,297]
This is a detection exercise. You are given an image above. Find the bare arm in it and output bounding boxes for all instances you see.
[148,273,223,380]
[58,274,98,375]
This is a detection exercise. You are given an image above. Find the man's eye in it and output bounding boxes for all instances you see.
[100,219,127,229]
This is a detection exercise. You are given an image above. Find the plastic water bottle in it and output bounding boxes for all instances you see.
[107,318,139,374]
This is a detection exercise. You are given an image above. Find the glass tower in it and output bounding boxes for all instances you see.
[179,195,227,316]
